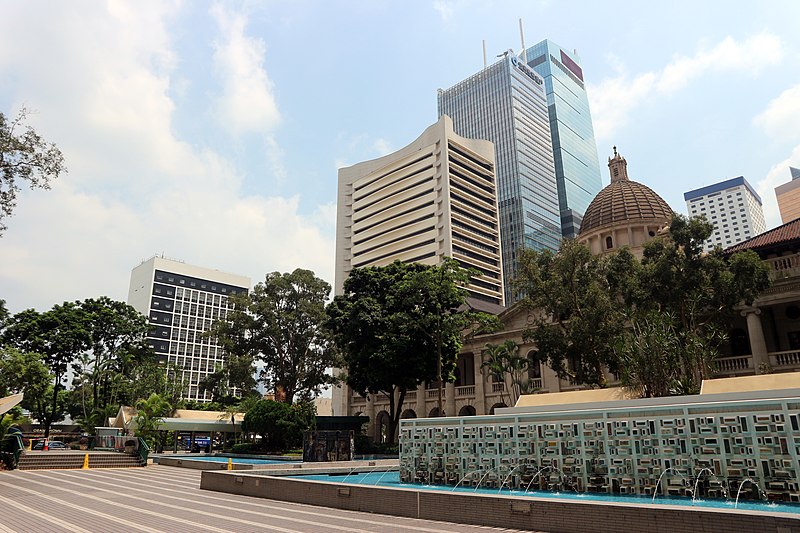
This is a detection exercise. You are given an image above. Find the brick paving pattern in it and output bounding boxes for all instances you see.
[0,465,540,532]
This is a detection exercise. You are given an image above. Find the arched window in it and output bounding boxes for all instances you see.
[428,407,442,417]
[458,405,476,416]
[489,403,507,415]
[400,409,416,419]
[375,411,391,443]
[606,236,613,249]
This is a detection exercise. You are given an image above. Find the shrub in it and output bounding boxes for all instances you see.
[231,442,260,454]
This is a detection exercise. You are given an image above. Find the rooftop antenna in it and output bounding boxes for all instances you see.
[482,40,487,69]
[519,18,527,63]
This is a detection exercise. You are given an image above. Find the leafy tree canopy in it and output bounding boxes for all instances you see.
[0,108,66,235]
[326,259,496,441]
[517,214,771,395]
[208,268,335,404]
[241,399,315,451]
[517,239,636,386]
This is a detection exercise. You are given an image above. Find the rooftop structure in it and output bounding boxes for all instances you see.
[577,148,673,256]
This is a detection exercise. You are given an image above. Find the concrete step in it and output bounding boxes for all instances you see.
[17,452,145,470]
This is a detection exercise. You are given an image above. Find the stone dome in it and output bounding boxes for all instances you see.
[579,149,673,235]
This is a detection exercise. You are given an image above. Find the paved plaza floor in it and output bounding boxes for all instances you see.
[0,465,539,532]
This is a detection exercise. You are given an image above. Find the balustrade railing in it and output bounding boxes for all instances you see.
[426,389,440,399]
[491,382,505,393]
[529,378,542,389]
[714,355,752,374]
[404,391,416,402]
[770,350,800,369]
[351,394,366,404]
[766,253,800,279]
[455,385,475,397]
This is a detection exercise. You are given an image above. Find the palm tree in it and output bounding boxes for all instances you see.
[482,340,531,406]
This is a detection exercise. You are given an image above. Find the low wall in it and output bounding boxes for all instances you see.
[158,457,254,470]
[200,470,800,533]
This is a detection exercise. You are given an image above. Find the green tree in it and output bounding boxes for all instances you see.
[241,399,313,451]
[636,215,771,387]
[326,259,494,442]
[2,302,90,437]
[517,240,637,387]
[133,393,173,448]
[208,269,336,404]
[77,297,151,413]
[0,346,50,400]
[0,108,66,235]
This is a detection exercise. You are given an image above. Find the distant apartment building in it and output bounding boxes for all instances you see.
[523,39,603,238]
[127,256,250,402]
[438,52,559,303]
[775,166,800,224]
[684,176,767,251]
[335,114,503,305]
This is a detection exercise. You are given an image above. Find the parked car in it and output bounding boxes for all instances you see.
[32,440,67,450]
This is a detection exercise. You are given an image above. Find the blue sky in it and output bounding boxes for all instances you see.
[1,1,799,313]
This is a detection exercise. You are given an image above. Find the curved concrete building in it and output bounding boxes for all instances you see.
[335,115,503,306]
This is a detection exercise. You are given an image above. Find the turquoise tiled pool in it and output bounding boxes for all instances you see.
[290,471,800,515]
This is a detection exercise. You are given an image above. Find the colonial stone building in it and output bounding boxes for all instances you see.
[349,150,800,441]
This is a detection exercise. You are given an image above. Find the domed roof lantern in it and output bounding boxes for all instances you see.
[608,146,629,183]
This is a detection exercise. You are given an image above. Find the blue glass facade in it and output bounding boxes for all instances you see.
[524,40,603,238]
[438,54,560,303]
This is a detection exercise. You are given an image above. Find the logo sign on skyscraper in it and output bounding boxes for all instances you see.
[510,55,544,85]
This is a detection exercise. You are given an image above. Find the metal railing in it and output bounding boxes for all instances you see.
[137,437,150,464]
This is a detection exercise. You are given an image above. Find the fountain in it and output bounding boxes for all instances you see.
[523,466,566,494]
[473,466,500,492]
[734,478,768,509]
[373,469,394,486]
[691,467,729,504]
[452,469,483,491]
[497,464,526,493]
[652,467,689,503]
[339,467,357,483]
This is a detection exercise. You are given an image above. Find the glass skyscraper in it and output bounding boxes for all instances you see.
[523,40,603,238]
[438,53,560,303]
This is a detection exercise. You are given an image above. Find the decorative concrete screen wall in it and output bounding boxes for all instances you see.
[399,388,800,501]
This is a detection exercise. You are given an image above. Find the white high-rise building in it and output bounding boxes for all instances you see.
[127,255,250,402]
[333,115,503,418]
[335,114,503,306]
[684,176,767,251]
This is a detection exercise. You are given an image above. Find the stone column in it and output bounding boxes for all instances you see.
[473,353,486,415]
[445,382,456,417]
[416,383,426,417]
[366,394,376,440]
[742,307,769,372]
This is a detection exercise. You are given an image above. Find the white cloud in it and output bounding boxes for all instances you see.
[753,84,800,141]
[589,34,783,142]
[755,143,800,229]
[210,3,281,135]
[754,84,800,229]
[373,138,392,156]
[433,1,455,23]
[0,3,333,312]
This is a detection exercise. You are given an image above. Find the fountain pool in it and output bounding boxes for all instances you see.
[289,470,800,515]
